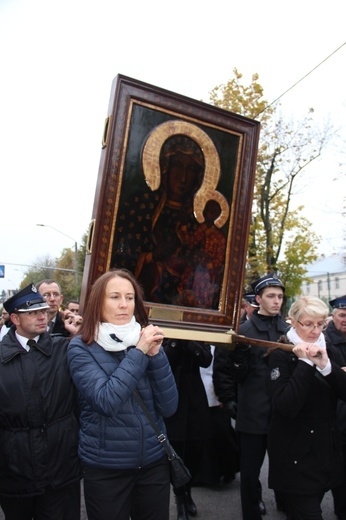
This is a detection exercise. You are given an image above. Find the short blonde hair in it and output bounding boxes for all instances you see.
[288,296,329,322]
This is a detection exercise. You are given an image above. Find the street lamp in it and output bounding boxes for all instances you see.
[36,224,79,288]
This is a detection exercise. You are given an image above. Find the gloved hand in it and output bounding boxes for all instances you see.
[229,343,251,365]
[224,400,238,420]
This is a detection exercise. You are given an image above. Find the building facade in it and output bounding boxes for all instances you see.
[300,251,346,307]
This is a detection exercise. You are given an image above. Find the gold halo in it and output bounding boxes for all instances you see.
[142,120,229,228]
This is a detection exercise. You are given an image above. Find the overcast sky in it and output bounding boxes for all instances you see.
[1,0,345,292]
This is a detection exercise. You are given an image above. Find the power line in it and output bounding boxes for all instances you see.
[256,41,346,117]
[0,261,76,273]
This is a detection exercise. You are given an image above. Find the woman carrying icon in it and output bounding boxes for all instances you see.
[267,296,346,520]
[67,269,178,520]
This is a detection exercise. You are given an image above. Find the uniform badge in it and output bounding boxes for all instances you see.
[270,367,280,380]
[31,284,38,293]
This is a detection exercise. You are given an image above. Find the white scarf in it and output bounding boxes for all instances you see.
[287,327,326,349]
[95,317,141,351]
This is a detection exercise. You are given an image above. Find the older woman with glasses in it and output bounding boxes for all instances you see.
[267,296,346,520]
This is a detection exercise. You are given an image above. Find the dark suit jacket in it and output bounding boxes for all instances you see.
[51,312,70,337]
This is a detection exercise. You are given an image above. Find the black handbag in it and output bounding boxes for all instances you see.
[133,390,191,488]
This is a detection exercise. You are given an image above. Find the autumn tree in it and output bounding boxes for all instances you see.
[55,232,87,300]
[20,255,57,288]
[208,68,331,299]
[20,233,87,302]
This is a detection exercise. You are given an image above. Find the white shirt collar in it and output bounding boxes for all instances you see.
[15,332,40,351]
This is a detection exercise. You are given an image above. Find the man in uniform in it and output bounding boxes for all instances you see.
[240,292,258,323]
[325,295,346,520]
[213,273,289,520]
[0,284,81,520]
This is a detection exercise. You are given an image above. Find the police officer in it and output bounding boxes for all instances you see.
[213,273,289,520]
[0,284,81,520]
[325,295,346,520]
[240,292,259,323]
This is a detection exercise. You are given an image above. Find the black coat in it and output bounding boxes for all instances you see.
[324,322,346,436]
[324,321,346,354]
[0,329,81,497]
[267,346,346,494]
[163,340,212,441]
[51,311,70,336]
[213,311,289,434]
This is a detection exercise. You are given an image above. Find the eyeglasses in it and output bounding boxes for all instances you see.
[297,320,326,330]
[42,292,61,299]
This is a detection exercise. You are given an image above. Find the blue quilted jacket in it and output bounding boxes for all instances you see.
[67,336,178,469]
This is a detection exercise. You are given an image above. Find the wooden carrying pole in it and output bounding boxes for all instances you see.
[160,327,293,353]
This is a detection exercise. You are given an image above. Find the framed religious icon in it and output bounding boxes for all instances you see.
[81,74,260,340]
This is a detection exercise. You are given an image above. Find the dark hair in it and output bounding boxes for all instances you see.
[66,300,79,306]
[80,269,148,345]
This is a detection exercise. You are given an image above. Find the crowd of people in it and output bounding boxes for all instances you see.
[0,272,346,520]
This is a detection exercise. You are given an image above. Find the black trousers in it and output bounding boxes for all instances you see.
[332,441,346,520]
[83,457,171,520]
[63,480,81,520]
[238,431,267,520]
[279,490,325,520]
[0,481,80,520]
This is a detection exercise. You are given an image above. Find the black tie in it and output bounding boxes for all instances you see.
[47,321,54,333]
[27,339,37,349]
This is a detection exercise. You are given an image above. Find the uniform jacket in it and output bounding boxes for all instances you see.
[324,321,346,354]
[324,322,346,436]
[67,336,178,470]
[213,311,289,435]
[0,329,81,497]
[163,340,212,441]
[267,345,346,494]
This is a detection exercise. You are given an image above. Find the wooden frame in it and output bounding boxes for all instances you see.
[81,75,260,337]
